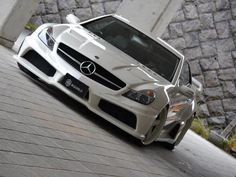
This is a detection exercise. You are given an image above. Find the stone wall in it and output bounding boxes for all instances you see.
[31,0,236,132]
[30,0,121,26]
[163,0,236,132]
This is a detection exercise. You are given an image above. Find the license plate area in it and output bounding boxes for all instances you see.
[60,74,89,99]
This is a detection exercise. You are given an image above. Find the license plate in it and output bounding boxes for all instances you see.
[60,74,89,98]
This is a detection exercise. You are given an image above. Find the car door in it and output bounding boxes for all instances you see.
[166,61,194,125]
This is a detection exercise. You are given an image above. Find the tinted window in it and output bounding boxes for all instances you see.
[82,16,180,82]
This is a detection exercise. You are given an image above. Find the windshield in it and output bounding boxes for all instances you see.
[82,16,180,82]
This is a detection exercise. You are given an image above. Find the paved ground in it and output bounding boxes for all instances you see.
[0,45,235,177]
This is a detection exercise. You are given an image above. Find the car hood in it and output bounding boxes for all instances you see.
[57,26,170,89]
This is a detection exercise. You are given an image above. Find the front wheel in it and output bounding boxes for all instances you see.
[165,116,195,150]
[141,108,168,145]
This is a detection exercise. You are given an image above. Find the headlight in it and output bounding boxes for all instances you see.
[123,89,156,105]
[38,27,55,50]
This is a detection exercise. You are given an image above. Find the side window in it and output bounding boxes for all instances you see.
[179,61,191,86]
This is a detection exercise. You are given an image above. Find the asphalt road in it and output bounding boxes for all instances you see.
[0,45,236,177]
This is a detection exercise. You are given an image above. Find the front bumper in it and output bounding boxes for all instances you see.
[14,33,160,140]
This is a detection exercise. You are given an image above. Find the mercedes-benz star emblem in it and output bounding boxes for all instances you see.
[80,61,96,76]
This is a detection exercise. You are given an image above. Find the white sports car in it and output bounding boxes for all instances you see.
[15,14,202,148]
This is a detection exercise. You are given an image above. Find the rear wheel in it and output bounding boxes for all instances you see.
[142,108,168,145]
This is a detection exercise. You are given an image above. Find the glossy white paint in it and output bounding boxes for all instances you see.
[14,15,198,146]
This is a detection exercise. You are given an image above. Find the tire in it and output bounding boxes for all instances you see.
[164,142,176,151]
[141,108,168,145]
[17,62,39,80]
[165,116,195,150]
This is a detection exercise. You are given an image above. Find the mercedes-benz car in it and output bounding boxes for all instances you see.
[15,14,202,149]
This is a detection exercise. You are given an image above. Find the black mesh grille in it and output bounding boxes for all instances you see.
[98,99,137,129]
[23,50,56,77]
[57,43,126,91]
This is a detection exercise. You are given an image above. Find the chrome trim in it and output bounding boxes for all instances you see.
[58,47,123,89]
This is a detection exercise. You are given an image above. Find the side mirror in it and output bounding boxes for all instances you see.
[192,77,203,93]
[179,85,195,98]
[66,14,80,24]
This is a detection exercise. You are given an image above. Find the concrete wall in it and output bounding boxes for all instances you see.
[0,0,38,47]
[30,0,236,132]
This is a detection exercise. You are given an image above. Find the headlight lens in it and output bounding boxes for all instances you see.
[123,89,156,105]
[38,27,55,50]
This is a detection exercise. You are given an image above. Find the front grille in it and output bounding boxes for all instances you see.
[98,99,137,129]
[23,50,56,77]
[57,43,126,91]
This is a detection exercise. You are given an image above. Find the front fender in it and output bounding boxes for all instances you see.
[152,85,170,116]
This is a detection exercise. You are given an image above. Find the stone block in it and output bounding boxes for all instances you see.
[225,112,236,124]
[199,29,217,42]
[204,87,224,100]
[214,10,231,22]
[215,21,230,39]
[217,52,234,68]
[199,13,214,29]
[198,2,215,14]
[91,3,105,17]
[208,116,226,127]
[218,68,236,80]
[184,46,202,60]
[75,0,90,8]
[171,9,185,22]
[232,50,236,59]
[207,100,224,116]
[216,0,230,10]
[182,19,201,32]
[203,71,220,87]
[169,23,183,38]
[167,38,186,50]
[183,3,198,19]
[230,20,236,35]
[58,0,77,10]
[198,104,210,117]
[199,57,219,71]
[44,0,58,14]
[42,14,61,23]
[184,32,199,47]
[104,1,121,14]
[74,8,93,21]
[29,16,43,27]
[231,1,236,19]
[35,2,46,15]
[221,81,236,97]
[201,41,217,57]
[90,0,106,3]
[216,38,235,52]
[223,98,236,111]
